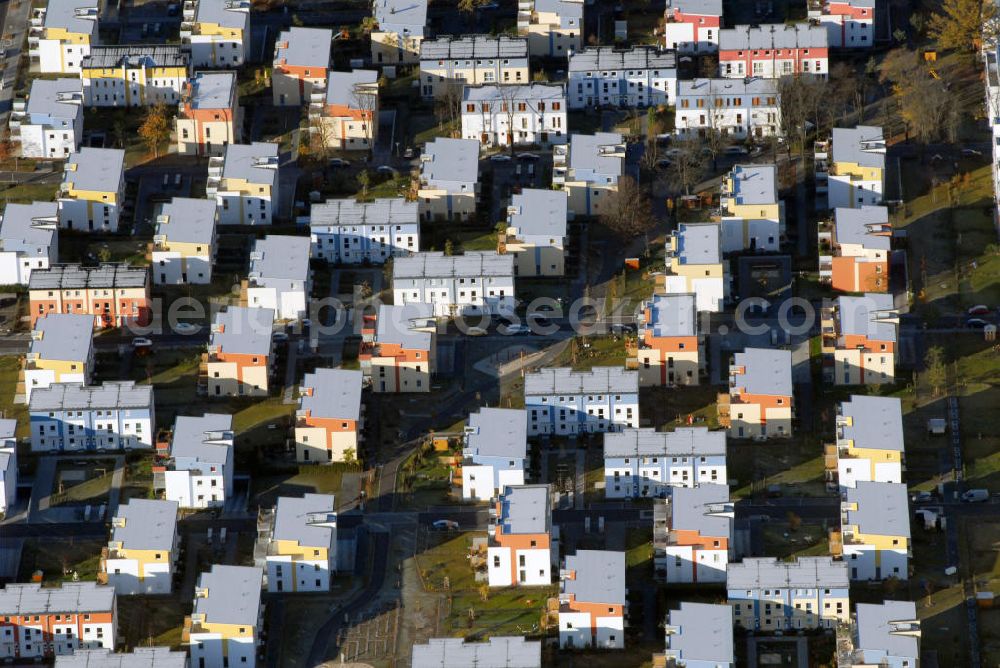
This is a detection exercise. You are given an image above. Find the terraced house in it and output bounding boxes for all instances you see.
[827,395,904,490]
[821,293,898,386]
[419,35,529,99]
[272,28,332,107]
[503,188,567,277]
[180,0,250,68]
[208,142,280,225]
[393,251,516,317]
[567,46,677,109]
[674,77,781,140]
[204,306,274,397]
[603,427,726,498]
[558,550,626,649]
[157,413,234,509]
[718,164,784,251]
[819,205,892,293]
[0,582,116,659]
[80,46,190,106]
[412,637,541,668]
[461,83,567,147]
[259,494,337,593]
[371,0,427,64]
[28,263,151,328]
[100,499,180,595]
[360,303,436,394]
[660,602,735,668]
[57,148,126,233]
[553,132,625,218]
[243,235,311,322]
[518,0,584,57]
[29,381,154,451]
[55,648,188,667]
[29,0,99,74]
[310,69,379,151]
[662,0,723,53]
[835,480,910,581]
[152,197,218,285]
[23,313,94,403]
[808,0,875,48]
[309,197,419,263]
[461,407,528,501]
[176,71,242,155]
[825,125,885,210]
[524,367,639,436]
[186,565,263,668]
[720,348,794,439]
[631,293,701,387]
[718,23,829,79]
[655,484,733,584]
[0,201,59,286]
[295,368,364,463]
[664,222,729,313]
[417,138,481,222]
[487,484,553,587]
[12,78,83,158]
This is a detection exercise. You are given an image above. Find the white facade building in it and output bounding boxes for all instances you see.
[487,484,553,588]
[12,78,83,158]
[24,313,94,404]
[393,251,515,317]
[828,125,885,209]
[180,0,250,68]
[152,197,219,285]
[603,427,727,499]
[808,0,875,49]
[662,602,735,668]
[567,46,676,109]
[841,481,910,581]
[29,0,99,74]
[417,137,480,222]
[675,77,781,140]
[160,413,234,510]
[29,381,154,452]
[208,142,280,225]
[524,367,639,436]
[0,420,16,516]
[103,499,180,595]
[657,484,733,584]
[80,46,190,107]
[0,201,58,286]
[835,395,904,489]
[245,235,311,321]
[461,83,567,147]
[187,566,263,668]
[846,601,920,668]
[419,35,529,100]
[558,550,626,649]
[462,408,528,501]
[57,148,126,233]
[727,557,850,631]
[262,493,337,593]
[662,0,723,53]
[0,583,116,659]
[309,198,419,263]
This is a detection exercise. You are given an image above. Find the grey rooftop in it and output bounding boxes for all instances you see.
[112,499,179,551]
[185,71,237,109]
[324,69,378,108]
[420,35,527,61]
[30,381,152,412]
[158,198,217,244]
[507,189,567,239]
[726,164,778,205]
[250,235,310,282]
[210,306,274,356]
[854,601,919,660]
[719,23,829,50]
[25,77,82,120]
[29,263,148,291]
[374,303,435,351]
[82,45,188,69]
[524,366,638,396]
[272,493,336,547]
[193,0,250,30]
[603,427,725,459]
[568,45,676,72]
[677,76,778,98]
[373,0,428,35]
[421,138,480,184]
[194,564,263,626]
[664,602,734,664]
[30,313,93,362]
[310,197,418,228]
[393,251,514,279]
[275,27,332,68]
[462,82,565,103]
[42,0,99,34]
[833,206,891,250]
[63,148,125,193]
[839,395,904,452]
[726,556,849,590]
[0,582,114,615]
[675,222,722,265]
[568,132,625,176]
[299,368,363,421]
[831,126,885,169]
[844,481,910,538]
[667,0,724,14]
[465,407,528,460]
[644,293,697,338]
[170,413,233,464]
[732,348,793,396]
[0,201,58,253]
[562,550,626,605]
[667,484,731,537]
[55,648,188,668]
[836,293,897,342]
[221,142,279,185]
[411,636,541,668]
[498,484,550,535]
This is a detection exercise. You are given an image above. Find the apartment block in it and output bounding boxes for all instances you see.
[822,294,898,385]
[675,77,781,140]
[603,427,726,499]
[208,142,280,225]
[553,132,625,218]
[487,484,552,587]
[176,71,242,156]
[631,293,701,387]
[819,205,891,292]
[808,0,875,48]
[310,197,419,263]
[55,648,188,667]
[837,481,910,581]
[727,557,850,631]
[721,348,794,439]
[0,420,17,516]
[719,164,784,251]
[419,36,529,99]
[371,0,427,64]
[180,0,250,68]
[57,148,126,233]
[828,395,904,490]
[186,565,263,668]
[29,381,154,452]
[987,48,1000,221]
[260,493,337,593]
[393,251,516,317]
[503,188,567,277]
[655,485,732,583]
[101,499,180,595]
[243,235,311,321]
[29,0,99,74]
[28,263,151,328]
[152,197,218,285]
[204,306,274,397]
[719,24,829,78]
[518,0,584,58]
[24,313,94,404]
[558,550,626,649]
[80,46,189,107]
[411,637,541,668]
[418,138,480,222]
[158,413,234,509]
[664,222,729,313]
[0,201,58,286]
[461,408,528,501]
[360,304,436,393]
[295,368,364,463]
[11,78,83,158]
[660,602,734,668]
[567,46,676,109]
[0,582,116,659]
[525,367,639,436]
[840,601,920,667]
[272,28,331,107]
[309,69,379,151]
[663,0,723,53]
[827,125,885,209]
[461,83,567,148]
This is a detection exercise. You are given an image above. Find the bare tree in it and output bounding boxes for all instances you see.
[666,137,707,196]
[600,176,655,239]
[495,84,524,153]
[350,78,379,157]
[434,82,463,134]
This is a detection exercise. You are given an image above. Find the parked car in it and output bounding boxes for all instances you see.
[490,154,512,162]
[131,337,153,348]
[503,323,531,335]
[968,304,991,316]
[724,146,748,156]
[173,322,199,335]
[466,326,489,337]
[962,489,990,503]
[966,318,989,329]
[328,158,351,168]
[911,491,934,503]
[272,332,289,343]
[432,519,460,530]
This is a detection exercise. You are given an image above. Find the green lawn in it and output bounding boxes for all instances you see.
[0,356,28,437]
[17,538,105,582]
[550,335,627,371]
[0,179,59,204]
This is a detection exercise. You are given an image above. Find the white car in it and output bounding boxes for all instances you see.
[503,323,531,335]
[131,337,153,348]
[466,326,488,337]
[489,154,512,162]
[173,322,199,334]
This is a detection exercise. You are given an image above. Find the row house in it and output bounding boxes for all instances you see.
[553,132,625,218]
[244,235,311,322]
[654,485,732,584]
[721,347,793,439]
[660,602,734,668]
[153,197,219,285]
[821,293,898,386]
[558,550,625,649]
[29,381,154,452]
[12,78,83,158]
[462,407,528,501]
[360,304,436,393]
[28,263,151,328]
[180,0,250,68]
[839,601,920,668]
[663,0,723,53]
[208,142,281,225]
[819,205,891,292]
[503,188,567,277]
[487,484,552,587]
[518,0,583,58]
[664,222,729,313]
[567,46,677,109]
[524,367,639,436]
[603,427,726,499]
[826,125,885,210]
[24,313,94,404]
[674,77,781,140]
[419,35,530,99]
[828,395,904,490]
[80,46,190,107]
[158,413,234,509]
[0,201,58,286]
[719,163,784,251]
[58,148,126,233]
[727,556,850,631]
[718,24,829,79]
[412,637,541,668]
[0,582,116,659]
[204,306,274,397]
[836,480,910,581]
[186,565,263,668]
[272,28,331,107]
[631,293,701,387]
[295,368,364,464]
[176,71,243,156]
[101,499,180,595]
[259,493,337,593]
[461,83,567,148]
[309,69,379,152]
[29,0,99,74]
[0,420,17,516]
[808,0,875,49]
[418,137,480,222]
[56,648,187,667]
[309,197,419,264]
[392,251,516,317]
[371,0,427,64]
